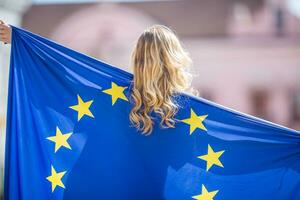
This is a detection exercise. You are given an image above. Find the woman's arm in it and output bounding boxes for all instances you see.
[0,20,12,44]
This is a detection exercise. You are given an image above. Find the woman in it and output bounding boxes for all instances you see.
[0,21,193,134]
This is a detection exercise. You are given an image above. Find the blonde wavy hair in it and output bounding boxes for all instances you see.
[129,24,193,134]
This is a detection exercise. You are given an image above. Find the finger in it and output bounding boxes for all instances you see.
[0,23,9,28]
[0,25,6,30]
[0,20,3,25]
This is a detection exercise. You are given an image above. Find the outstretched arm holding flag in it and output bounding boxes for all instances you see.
[1,21,300,200]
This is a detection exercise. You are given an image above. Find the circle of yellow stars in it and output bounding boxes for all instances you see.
[46,81,225,199]
[46,81,128,193]
[180,108,226,200]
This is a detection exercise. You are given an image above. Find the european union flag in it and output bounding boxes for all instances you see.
[4,26,300,200]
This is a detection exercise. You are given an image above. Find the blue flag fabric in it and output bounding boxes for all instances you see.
[4,26,300,200]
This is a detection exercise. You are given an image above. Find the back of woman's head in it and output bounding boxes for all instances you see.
[130,24,193,134]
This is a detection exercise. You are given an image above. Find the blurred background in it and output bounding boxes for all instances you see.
[0,0,300,198]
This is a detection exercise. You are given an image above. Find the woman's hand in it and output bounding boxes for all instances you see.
[0,20,12,44]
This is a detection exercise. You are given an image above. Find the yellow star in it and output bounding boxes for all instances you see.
[70,95,94,121]
[47,127,72,153]
[198,144,225,171]
[181,108,208,135]
[102,82,128,105]
[192,184,219,200]
[46,165,66,192]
